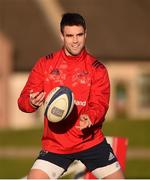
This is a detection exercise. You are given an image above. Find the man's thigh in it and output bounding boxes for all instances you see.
[92,161,122,179]
[76,139,122,178]
[30,150,74,179]
[30,159,65,179]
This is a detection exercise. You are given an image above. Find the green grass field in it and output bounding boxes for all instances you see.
[125,158,150,179]
[103,118,150,148]
[0,157,33,179]
[1,118,150,148]
[0,118,150,178]
[0,157,150,179]
[0,127,42,147]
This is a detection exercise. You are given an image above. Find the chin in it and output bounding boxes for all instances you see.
[71,49,83,56]
[65,47,83,56]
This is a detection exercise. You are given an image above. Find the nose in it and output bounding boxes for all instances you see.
[73,36,78,43]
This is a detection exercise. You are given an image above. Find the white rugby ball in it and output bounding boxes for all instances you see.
[44,86,74,123]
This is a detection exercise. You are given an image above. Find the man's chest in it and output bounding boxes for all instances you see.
[44,61,92,100]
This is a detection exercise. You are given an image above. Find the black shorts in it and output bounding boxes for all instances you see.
[36,139,118,171]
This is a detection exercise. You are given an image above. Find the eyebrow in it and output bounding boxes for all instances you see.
[77,32,84,36]
[65,32,85,37]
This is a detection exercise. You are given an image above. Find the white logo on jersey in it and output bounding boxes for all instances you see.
[74,100,86,106]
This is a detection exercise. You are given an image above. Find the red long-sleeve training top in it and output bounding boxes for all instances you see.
[18,48,110,154]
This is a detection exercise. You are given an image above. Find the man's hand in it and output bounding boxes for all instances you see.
[76,114,92,130]
[30,90,46,108]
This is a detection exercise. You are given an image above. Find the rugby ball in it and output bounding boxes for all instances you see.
[44,86,74,123]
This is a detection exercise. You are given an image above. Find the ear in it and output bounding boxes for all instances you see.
[84,31,87,38]
[60,32,64,42]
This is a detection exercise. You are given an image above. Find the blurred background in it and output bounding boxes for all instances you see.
[0,0,150,178]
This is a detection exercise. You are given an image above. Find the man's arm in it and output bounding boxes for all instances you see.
[18,58,46,113]
[77,63,110,130]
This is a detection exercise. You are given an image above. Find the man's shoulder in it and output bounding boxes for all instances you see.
[44,53,53,60]
[86,53,105,70]
[43,49,61,61]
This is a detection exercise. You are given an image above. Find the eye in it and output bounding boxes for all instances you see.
[78,33,84,37]
[66,34,73,37]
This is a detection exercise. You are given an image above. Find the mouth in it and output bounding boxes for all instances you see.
[72,45,80,49]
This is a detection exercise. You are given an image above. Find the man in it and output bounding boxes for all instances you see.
[18,13,124,179]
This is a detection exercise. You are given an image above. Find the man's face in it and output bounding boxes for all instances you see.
[61,25,87,56]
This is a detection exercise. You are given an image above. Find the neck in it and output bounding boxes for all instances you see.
[61,48,87,62]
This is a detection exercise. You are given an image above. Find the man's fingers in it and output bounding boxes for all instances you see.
[76,114,92,130]
[80,114,90,121]
[30,91,46,107]
[75,125,82,130]
[30,91,40,99]
[36,93,46,106]
[34,92,45,102]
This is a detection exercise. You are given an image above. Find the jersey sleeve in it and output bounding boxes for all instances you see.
[85,62,110,125]
[17,57,45,113]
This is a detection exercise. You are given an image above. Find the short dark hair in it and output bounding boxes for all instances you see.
[60,13,86,33]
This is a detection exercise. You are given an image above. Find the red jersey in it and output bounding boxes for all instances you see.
[18,49,110,154]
